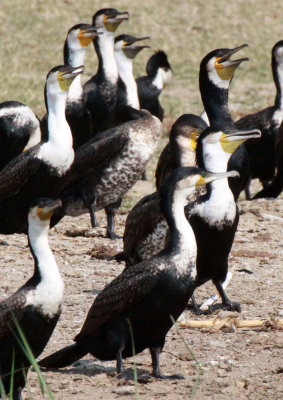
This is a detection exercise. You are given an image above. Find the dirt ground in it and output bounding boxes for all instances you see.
[0,180,282,400]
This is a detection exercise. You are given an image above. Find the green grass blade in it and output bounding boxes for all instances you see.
[170,315,204,400]
[10,312,55,399]
[127,318,139,399]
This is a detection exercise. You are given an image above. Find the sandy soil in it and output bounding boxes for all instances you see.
[0,182,282,400]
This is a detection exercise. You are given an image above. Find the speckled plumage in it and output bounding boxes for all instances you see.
[40,167,205,375]
[51,110,162,229]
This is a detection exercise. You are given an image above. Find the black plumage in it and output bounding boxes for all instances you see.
[0,101,40,171]
[119,46,261,312]
[40,167,233,376]
[137,50,173,121]
[0,198,63,399]
[0,65,83,234]
[235,40,283,199]
[253,120,283,198]
[50,109,162,238]
[83,8,129,135]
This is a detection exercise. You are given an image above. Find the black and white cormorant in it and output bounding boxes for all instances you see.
[0,198,64,400]
[114,34,150,112]
[236,40,283,199]
[41,24,100,148]
[119,47,261,311]
[39,167,235,376]
[0,65,83,234]
[50,108,162,239]
[136,50,173,121]
[83,8,129,135]
[155,114,208,189]
[0,101,40,171]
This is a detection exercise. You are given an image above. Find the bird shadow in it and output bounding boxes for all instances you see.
[43,358,184,382]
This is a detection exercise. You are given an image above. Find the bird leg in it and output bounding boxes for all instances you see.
[13,388,23,400]
[89,204,99,228]
[105,200,122,240]
[116,349,124,374]
[190,294,205,315]
[213,280,241,312]
[150,346,162,378]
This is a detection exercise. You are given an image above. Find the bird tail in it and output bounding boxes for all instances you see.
[39,344,87,369]
[109,250,125,262]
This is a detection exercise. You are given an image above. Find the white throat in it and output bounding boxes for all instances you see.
[171,190,197,279]
[26,221,64,318]
[98,34,118,84]
[152,67,172,90]
[115,52,140,109]
[37,91,74,175]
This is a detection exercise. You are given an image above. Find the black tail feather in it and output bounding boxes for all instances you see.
[39,344,87,369]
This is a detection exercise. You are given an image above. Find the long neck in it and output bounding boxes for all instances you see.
[199,73,235,131]
[272,54,283,110]
[47,92,73,149]
[64,46,85,101]
[28,223,61,286]
[94,34,118,84]
[115,53,140,109]
[162,191,197,262]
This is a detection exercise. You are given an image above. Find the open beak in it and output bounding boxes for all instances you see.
[105,11,129,32]
[123,36,151,58]
[215,44,249,80]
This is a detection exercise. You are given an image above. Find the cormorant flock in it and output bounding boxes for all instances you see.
[0,6,282,399]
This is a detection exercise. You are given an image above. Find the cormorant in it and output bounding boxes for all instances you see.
[155,114,208,189]
[41,24,100,148]
[0,65,83,234]
[39,167,236,376]
[50,109,162,239]
[83,8,129,135]
[236,40,283,199]
[0,101,40,171]
[137,50,173,121]
[0,198,63,400]
[119,46,261,312]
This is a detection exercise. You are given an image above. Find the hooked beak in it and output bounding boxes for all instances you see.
[196,170,240,186]
[221,129,261,142]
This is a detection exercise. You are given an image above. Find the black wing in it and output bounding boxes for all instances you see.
[0,144,42,200]
[0,290,27,341]
[123,191,163,259]
[75,261,159,341]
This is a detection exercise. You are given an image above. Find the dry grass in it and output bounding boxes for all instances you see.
[0,0,282,119]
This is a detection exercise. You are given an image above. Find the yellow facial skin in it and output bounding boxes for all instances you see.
[220,132,245,153]
[190,131,200,151]
[37,207,55,221]
[195,175,207,187]
[78,30,96,47]
[103,15,118,32]
[215,57,239,81]
[57,72,74,91]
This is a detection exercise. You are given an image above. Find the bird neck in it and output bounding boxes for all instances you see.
[94,34,118,84]
[28,222,62,287]
[67,75,83,102]
[273,54,283,110]
[151,67,166,91]
[47,92,73,148]
[115,52,140,109]
[161,189,197,270]
[200,73,235,130]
